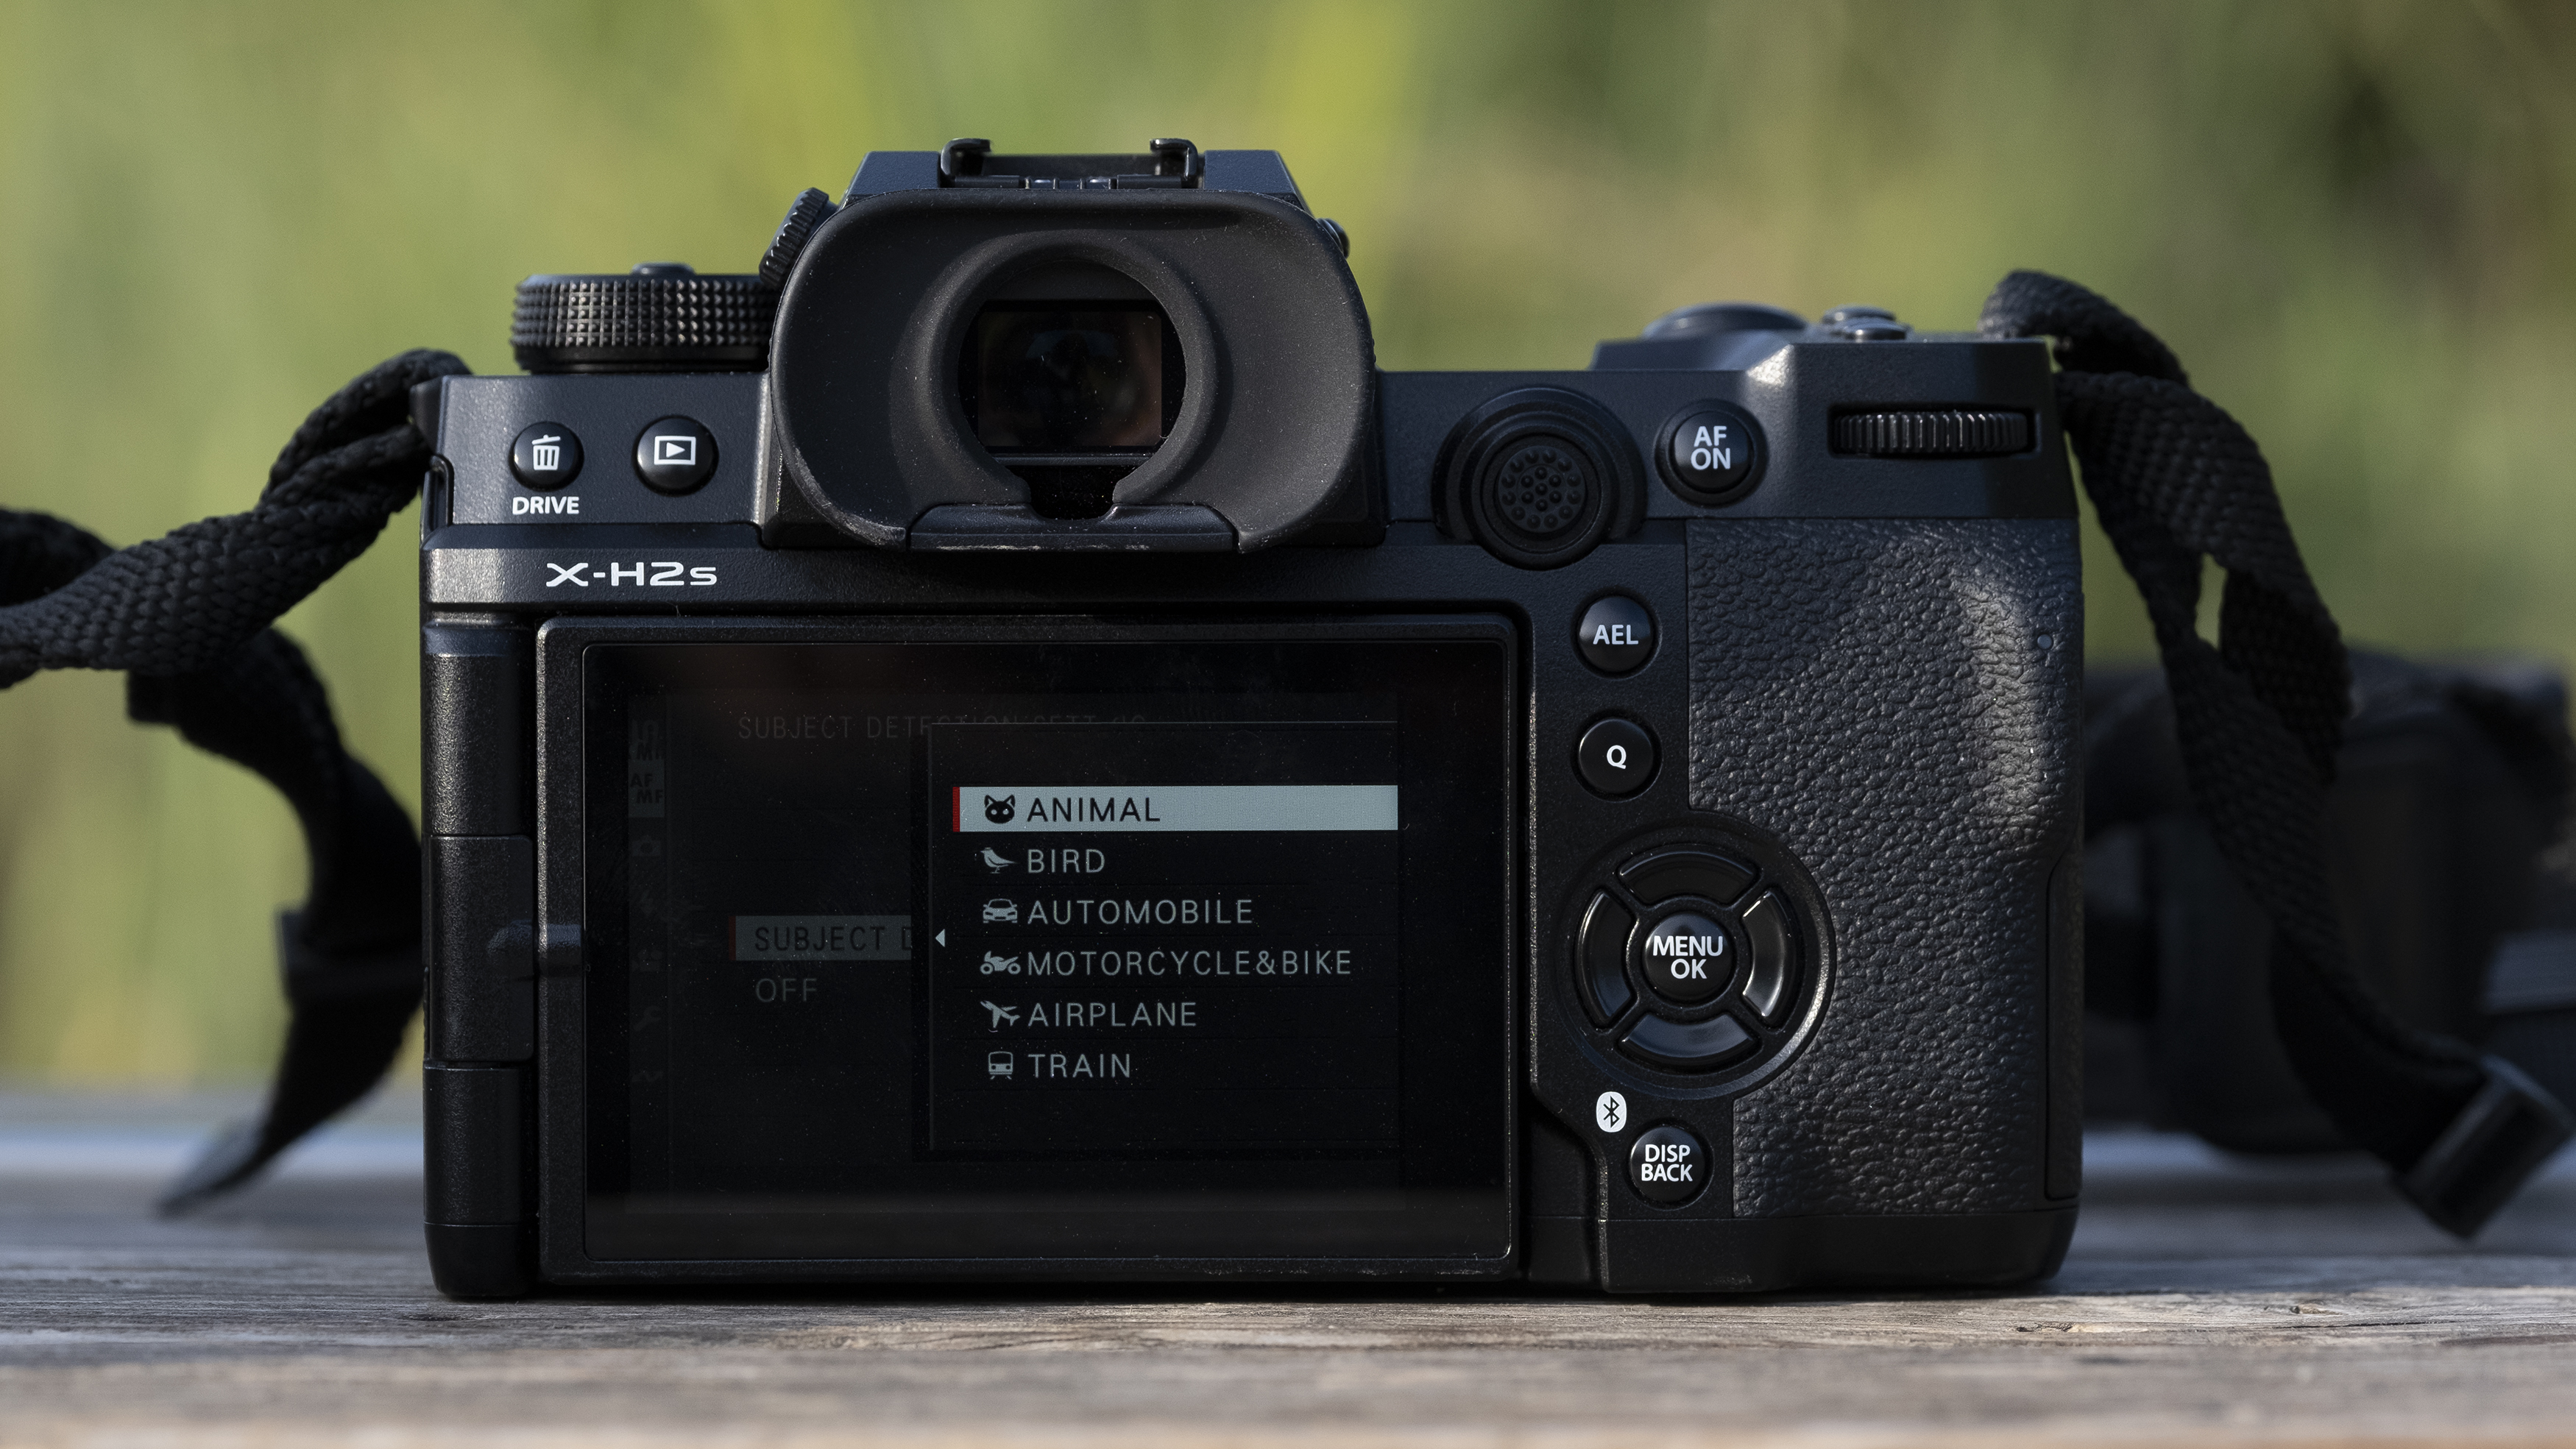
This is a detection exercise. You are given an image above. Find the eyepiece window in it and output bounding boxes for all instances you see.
[963,302,1182,451]
[959,300,1183,518]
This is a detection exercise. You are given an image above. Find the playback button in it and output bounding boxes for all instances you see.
[634,416,718,495]
[1627,1122,1710,1205]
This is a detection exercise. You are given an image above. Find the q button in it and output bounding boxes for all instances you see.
[1576,717,1657,799]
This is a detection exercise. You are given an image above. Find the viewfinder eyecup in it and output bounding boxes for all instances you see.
[769,188,1377,552]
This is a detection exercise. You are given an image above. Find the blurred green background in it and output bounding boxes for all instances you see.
[0,1,2570,1081]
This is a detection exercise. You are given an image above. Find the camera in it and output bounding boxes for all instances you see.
[414,139,2082,1298]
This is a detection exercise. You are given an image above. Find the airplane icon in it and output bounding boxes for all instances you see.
[980,847,1014,872]
[980,1000,1020,1030]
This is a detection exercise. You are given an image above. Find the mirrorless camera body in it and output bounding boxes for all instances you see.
[414,140,2083,1298]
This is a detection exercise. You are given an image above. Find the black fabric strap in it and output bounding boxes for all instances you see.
[0,348,467,1210]
[1985,272,2572,1233]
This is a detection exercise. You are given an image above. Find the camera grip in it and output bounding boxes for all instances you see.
[1686,518,2082,1217]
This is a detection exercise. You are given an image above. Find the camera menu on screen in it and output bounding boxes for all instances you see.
[925,721,1402,1154]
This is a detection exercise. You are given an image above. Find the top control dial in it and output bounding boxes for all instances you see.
[512,263,776,375]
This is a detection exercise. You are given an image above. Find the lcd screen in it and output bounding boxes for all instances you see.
[576,629,1514,1264]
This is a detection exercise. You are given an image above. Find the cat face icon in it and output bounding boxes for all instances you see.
[983,794,1016,824]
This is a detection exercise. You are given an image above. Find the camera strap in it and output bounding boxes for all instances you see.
[0,348,469,1211]
[1984,272,2572,1234]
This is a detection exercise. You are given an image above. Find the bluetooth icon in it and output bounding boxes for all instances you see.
[1595,1091,1627,1133]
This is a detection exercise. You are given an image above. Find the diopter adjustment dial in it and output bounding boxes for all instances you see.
[760,188,839,289]
[1829,408,2031,458]
[511,263,775,375]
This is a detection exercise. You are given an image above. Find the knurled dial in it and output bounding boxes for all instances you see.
[760,188,838,288]
[1573,844,1813,1076]
[1830,409,2030,458]
[511,263,776,374]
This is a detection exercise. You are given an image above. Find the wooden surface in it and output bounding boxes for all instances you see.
[1,1094,2572,1447]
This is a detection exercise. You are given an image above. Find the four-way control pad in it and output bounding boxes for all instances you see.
[1565,823,1824,1084]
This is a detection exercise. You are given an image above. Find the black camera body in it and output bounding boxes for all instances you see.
[416,142,2084,1298]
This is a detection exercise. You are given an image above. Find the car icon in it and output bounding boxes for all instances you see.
[982,898,1019,924]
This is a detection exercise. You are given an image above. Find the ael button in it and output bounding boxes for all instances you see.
[510,422,582,490]
[634,416,718,495]
[1576,718,1656,798]
[1575,595,1655,675]
[1627,1123,1710,1205]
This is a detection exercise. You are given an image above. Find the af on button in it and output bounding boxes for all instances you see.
[1576,717,1657,799]
[1628,1122,1709,1205]
[634,416,718,495]
[1657,403,1763,505]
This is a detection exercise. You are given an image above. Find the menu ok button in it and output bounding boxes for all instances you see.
[1638,910,1732,1005]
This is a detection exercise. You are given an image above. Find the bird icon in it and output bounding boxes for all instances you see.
[980,847,1014,872]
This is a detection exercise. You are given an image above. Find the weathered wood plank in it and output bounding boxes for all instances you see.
[0,1115,2569,1445]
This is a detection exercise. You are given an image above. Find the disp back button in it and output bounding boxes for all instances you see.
[1627,1123,1710,1205]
